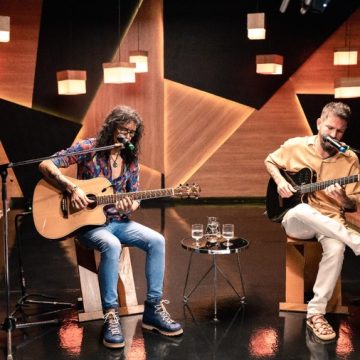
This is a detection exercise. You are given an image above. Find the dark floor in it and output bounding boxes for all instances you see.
[1,203,360,360]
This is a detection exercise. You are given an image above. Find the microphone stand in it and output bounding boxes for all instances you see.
[0,143,123,360]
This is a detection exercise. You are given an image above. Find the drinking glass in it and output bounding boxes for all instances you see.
[191,224,204,246]
[222,224,234,247]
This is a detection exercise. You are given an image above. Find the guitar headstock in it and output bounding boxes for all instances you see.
[174,183,201,199]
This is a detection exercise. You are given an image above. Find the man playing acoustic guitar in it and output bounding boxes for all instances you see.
[264,102,360,342]
[38,105,183,349]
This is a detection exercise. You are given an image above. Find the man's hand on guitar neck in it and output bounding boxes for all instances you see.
[277,179,297,198]
[324,183,356,211]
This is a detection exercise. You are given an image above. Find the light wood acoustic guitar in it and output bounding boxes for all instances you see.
[32,176,200,240]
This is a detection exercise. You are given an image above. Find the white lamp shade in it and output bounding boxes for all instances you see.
[56,70,87,95]
[0,15,10,42]
[256,54,283,75]
[103,62,136,83]
[129,50,148,73]
[334,77,360,98]
[333,48,358,65]
[247,13,265,40]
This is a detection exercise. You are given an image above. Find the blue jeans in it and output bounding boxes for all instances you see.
[77,219,165,310]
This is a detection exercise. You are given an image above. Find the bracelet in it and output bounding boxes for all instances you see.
[69,185,78,194]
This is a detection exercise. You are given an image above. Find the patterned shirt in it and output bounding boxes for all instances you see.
[51,138,140,220]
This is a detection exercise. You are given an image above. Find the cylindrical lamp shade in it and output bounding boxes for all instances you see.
[247,13,266,40]
[129,50,148,73]
[333,48,358,65]
[103,62,136,83]
[334,77,360,98]
[0,15,10,42]
[256,54,283,75]
[56,70,87,95]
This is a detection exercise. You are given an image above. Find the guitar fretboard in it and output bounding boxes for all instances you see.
[299,175,360,194]
[96,188,175,205]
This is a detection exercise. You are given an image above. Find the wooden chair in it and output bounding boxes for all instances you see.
[75,240,144,322]
[279,236,348,314]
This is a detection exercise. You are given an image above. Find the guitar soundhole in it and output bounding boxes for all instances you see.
[87,194,97,210]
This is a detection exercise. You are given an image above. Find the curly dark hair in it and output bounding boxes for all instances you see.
[96,105,144,164]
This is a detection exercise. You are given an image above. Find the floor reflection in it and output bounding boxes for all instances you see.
[1,204,360,359]
[248,326,280,358]
[183,302,245,358]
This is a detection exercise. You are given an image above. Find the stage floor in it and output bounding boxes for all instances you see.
[1,203,360,359]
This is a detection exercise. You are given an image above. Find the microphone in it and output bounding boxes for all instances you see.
[117,134,135,151]
[323,135,349,153]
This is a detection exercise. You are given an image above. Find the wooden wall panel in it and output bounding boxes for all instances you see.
[77,0,163,190]
[186,82,312,197]
[292,9,360,93]
[0,0,42,107]
[164,80,254,188]
[168,8,360,197]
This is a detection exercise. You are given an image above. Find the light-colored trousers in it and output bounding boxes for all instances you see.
[282,203,360,316]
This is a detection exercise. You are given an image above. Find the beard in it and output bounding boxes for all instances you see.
[320,135,337,155]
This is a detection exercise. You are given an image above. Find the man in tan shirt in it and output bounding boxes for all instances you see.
[265,102,360,342]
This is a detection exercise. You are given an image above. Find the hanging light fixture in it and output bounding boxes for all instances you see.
[103,0,136,84]
[103,61,136,83]
[334,77,360,99]
[333,19,357,65]
[247,13,266,40]
[129,50,148,73]
[56,70,87,95]
[334,48,358,65]
[0,15,10,42]
[333,19,360,98]
[129,19,148,73]
[256,54,283,75]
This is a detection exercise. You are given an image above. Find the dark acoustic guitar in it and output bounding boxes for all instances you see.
[265,167,360,223]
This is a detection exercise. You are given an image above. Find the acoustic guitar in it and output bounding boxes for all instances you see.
[32,176,200,240]
[265,167,360,223]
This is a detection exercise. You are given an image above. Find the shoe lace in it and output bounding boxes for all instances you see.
[154,300,175,324]
[104,310,121,335]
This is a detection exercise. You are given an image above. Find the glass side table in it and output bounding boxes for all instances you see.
[181,237,249,321]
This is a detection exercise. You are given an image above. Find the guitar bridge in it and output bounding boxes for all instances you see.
[61,194,69,219]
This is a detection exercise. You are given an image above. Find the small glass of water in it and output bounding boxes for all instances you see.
[222,224,234,247]
[191,224,204,247]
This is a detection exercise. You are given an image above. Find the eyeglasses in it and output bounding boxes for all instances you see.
[117,126,136,137]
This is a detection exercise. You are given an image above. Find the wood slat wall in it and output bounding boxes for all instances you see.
[77,0,164,190]
[165,8,360,197]
[0,0,42,107]
[0,1,359,202]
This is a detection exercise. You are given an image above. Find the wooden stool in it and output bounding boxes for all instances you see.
[279,236,348,314]
[75,240,144,322]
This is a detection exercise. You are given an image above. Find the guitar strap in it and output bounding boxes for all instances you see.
[282,170,299,187]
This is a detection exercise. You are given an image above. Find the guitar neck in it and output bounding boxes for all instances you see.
[299,174,360,194]
[96,188,175,205]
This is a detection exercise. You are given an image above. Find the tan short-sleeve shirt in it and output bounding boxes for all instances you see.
[265,135,360,224]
